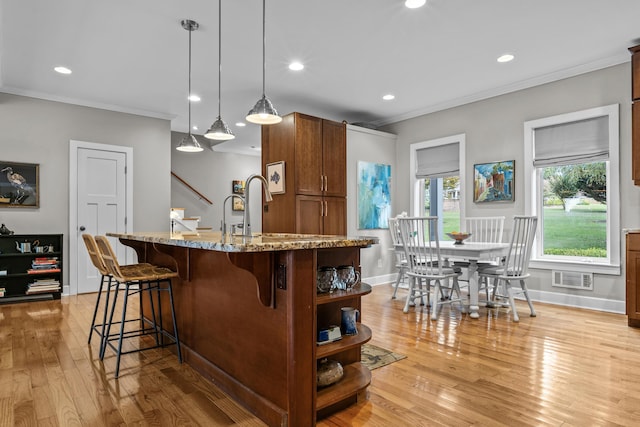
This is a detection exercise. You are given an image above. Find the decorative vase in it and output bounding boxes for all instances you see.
[317,358,344,388]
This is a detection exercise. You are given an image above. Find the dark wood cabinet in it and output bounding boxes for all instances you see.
[295,195,347,235]
[0,234,63,303]
[321,120,347,198]
[632,46,640,101]
[626,232,640,327]
[629,45,640,185]
[262,112,347,235]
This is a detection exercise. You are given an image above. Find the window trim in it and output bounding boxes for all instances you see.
[523,104,620,275]
[410,133,466,219]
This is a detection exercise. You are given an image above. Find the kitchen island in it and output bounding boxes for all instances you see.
[107,231,378,426]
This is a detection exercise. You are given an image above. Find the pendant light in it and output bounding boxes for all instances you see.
[176,19,204,152]
[205,0,235,142]
[246,0,281,125]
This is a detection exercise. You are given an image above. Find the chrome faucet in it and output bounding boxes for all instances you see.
[221,194,245,242]
[242,174,273,236]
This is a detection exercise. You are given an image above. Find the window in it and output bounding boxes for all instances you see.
[524,105,620,274]
[410,134,466,240]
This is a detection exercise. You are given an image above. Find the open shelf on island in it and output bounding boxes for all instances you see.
[316,324,371,359]
[316,283,372,305]
[316,362,371,411]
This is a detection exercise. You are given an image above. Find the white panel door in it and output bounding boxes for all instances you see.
[76,148,127,294]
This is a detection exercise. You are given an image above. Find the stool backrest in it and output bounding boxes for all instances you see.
[82,234,109,276]
[94,235,126,281]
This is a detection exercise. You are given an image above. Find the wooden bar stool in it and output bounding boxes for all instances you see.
[94,235,182,378]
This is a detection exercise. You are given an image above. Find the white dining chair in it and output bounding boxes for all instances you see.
[454,216,505,299]
[478,215,538,322]
[388,217,408,299]
[397,216,463,320]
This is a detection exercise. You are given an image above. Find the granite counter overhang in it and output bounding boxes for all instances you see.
[107,231,379,252]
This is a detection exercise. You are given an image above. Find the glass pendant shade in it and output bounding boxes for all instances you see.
[246,94,282,125]
[205,116,235,141]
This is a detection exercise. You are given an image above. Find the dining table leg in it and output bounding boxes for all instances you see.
[467,259,480,319]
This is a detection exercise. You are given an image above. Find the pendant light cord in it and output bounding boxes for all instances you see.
[188,23,193,135]
[262,0,266,96]
[218,0,222,117]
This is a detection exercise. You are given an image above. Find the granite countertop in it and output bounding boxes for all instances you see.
[107,231,379,253]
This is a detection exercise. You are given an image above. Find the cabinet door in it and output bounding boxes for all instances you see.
[323,196,346,236]
[295,114,323,195]
[634,103,640,185]
[633,51,640,101]
[295,195,324,234]
[322,120,347,197]
[627,234,640,326]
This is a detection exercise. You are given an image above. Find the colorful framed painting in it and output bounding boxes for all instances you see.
[232,196,245,211]
[232,180,245,195]
[266,161,285,194]
[473,160,514,203]
[357,161,391,229]
[0,161,39,208]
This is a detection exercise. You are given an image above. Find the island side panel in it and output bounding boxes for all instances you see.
[283,249,317,425]
[128,240,317,427]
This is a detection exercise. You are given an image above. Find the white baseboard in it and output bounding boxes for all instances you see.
[363,274,397,287]
[527,289,625,314]
[368,274,626,314]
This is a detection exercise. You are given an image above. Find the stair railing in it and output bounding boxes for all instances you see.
[171,171,213,205]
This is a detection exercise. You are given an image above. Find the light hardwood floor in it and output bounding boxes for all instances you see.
[1,284,640,426]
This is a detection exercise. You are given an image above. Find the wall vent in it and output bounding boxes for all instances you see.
[552,270,593,290]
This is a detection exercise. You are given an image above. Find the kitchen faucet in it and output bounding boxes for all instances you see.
[242,174,273,236]
[221,194,245,242]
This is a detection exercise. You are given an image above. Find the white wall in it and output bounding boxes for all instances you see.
[382,63,636,312]
[170,132,262,232]
[0,93,171,290]
[346,125,398,284]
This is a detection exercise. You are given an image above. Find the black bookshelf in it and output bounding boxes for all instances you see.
[0,234,63,303]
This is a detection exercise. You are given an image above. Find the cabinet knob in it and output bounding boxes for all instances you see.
[79,226,86,231]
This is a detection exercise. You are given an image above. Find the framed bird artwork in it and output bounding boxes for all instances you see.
[0,161,39,208]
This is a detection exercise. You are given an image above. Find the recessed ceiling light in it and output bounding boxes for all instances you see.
[405,0,426,9]
[236,122,246,127]
[383,94,395,101]
[54,66,72,74]
[188,94,201,102]
[192,125,198,131]
[289,61,304,71]
[497,53,515,63]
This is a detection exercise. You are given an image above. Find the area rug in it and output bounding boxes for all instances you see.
[361,343,407,370]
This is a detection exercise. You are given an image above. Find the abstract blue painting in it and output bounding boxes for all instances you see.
[358,161,391,229]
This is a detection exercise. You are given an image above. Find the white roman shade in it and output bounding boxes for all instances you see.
[533,116,609,167]
[415,142,459,178]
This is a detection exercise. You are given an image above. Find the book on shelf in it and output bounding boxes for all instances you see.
[27,268,61,274]
[26,285,60,294]
[29,278,60,287]
[27,278,61,293]
[31,258,59,266]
